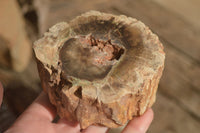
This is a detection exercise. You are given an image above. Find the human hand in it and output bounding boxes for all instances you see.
[1,83,153,133]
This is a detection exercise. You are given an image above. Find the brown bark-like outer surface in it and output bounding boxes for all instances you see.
[33,11,165,129]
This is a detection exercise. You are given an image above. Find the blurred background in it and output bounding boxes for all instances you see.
[0,0,200,132]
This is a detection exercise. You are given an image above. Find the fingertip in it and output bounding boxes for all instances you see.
[122,108,154,133]
[82,125,108,133]
[147,108,154,121]
[55,118,81,133]
[57,118,79,127]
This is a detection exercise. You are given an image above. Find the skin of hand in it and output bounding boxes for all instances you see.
[0,82,3,106]
[0,82,153,133]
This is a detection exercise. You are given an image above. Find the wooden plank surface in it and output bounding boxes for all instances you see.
[159,40,200,119]
[151,0,200,30]
[151,92,200,133]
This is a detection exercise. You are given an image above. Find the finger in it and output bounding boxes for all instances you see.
[82,125,108,133]
[0,82,3,106]
[122,108,154,133]
[57,118,79,127]
[16,91,56,122]
[55,118,81,133]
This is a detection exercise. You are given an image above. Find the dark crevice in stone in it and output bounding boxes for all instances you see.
[74,87,82,99]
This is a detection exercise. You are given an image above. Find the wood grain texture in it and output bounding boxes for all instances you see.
[159,39,200,119]
[151,93,200,133]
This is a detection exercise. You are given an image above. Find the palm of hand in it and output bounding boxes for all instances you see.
[4,92,153,133]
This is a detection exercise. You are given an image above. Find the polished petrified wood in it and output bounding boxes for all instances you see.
[33,11,165,129]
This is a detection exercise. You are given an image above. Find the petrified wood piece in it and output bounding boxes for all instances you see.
[33,11,165,129]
